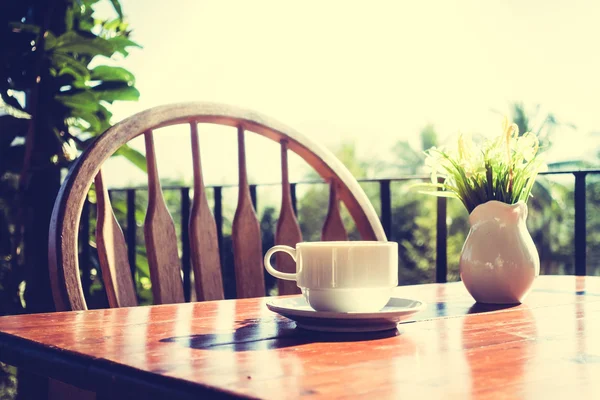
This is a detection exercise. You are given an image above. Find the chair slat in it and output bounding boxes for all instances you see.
[232,126,266,298]
[94,170,138,308]
[189,122,224,301]
[322,181,348,241]
[275,141,302,295]
[143,130,185,304]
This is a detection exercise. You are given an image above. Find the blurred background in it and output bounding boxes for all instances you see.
[97,0,599,186]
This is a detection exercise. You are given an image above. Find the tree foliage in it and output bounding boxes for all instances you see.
[1,2,141,392]
[0,0,142,316]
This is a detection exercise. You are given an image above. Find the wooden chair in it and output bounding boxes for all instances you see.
[48,102,387,311]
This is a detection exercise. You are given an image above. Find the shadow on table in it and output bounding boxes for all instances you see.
[160,317,401,352]
[466,303,519,314]
[422,301,519,318]
[162,303,521,352]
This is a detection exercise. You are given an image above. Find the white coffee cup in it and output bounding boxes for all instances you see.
[264,241,398,312]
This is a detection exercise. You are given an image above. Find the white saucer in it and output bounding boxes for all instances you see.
[266,297,425,333]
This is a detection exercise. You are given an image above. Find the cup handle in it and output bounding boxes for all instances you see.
[263,245,297,281]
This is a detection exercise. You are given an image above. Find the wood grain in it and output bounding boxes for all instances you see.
[321,180,348,241]
[189,122,224,301]
[231,126,265,298]
[94,170,137,308]
[2,276,600,399]
[48,103,386,310]
[275,141,302,295]
[143,130,184,305]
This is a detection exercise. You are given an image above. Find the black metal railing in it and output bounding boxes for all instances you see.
[88,169,598,300]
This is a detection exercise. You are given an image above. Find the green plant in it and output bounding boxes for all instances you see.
[0,0,143,315]
[414,117,547,213]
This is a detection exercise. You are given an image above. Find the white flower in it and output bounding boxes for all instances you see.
[415,115,546,212]
[457,133,485,179]
[425,148,443,183]
[502,117,519,165]
[515,132,539,162]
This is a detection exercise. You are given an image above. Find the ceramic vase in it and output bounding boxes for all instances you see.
[459,200,540,304]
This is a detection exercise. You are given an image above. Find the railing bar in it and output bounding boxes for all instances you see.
[98,170,600,284]
[291,183,298,216]
[250,184,257,210]
[436,177,448,283]
[574,172,587,276]
[126,189,137,284]
[379,180,392,239]
[81,198,91,297]
[106,169,600,192]
[180,188,192,301]
[214,186,223,265]
[112,169,600,192]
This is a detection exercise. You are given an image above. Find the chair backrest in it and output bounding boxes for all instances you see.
[49,103,387,311]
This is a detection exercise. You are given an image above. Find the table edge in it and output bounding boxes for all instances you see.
[0,332,252,400]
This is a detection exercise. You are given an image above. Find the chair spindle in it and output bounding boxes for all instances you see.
[94,169,138,308]
[231,126,266,298]
[275,141,302,295]
[189,122,224,301]
[321,180,348,241]
[143,130,185,304]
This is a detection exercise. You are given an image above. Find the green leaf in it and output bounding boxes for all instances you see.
[8,22,40,34]
[57,66,88,83]
[50,53,91,81]
[107,36,142,56]
[95,104,113,132]
[416,190,458,198]
[103,18,121,31]
[79,18,95,32]
[115,144,147,173]
[55,91,99,112]
[71,110,102,133]
[110,0,124,19]
[44,31,58,50]
[90,66,135,84]
[97,103,113,119]
[117,20,130,32]
[92,85,139,102]
[135,253,151,281]
[53,32,115,57]
[65,5,75,31]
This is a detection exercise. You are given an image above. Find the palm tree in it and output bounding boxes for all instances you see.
[389,124,438,175]
[506,103,579,275]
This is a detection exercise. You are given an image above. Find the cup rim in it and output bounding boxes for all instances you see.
[296,241,397,247]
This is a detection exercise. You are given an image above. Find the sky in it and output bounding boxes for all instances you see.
[95,0,600,188]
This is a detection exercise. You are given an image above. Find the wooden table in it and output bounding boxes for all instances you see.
[1,275,599,399]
